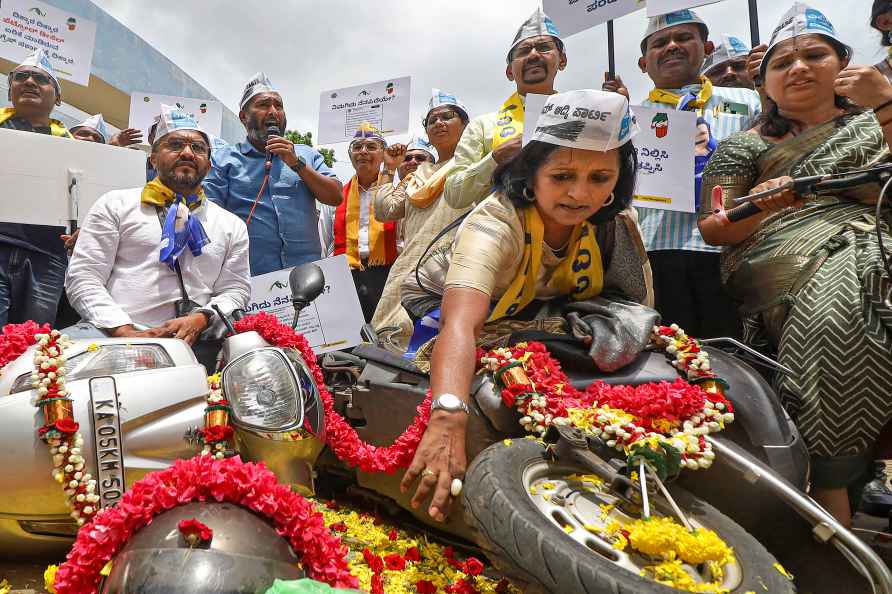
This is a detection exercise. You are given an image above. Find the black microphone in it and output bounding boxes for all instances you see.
[725,200,763,223]
[265,124,281,170]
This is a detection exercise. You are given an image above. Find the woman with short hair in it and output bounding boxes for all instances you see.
[398,89,654,521]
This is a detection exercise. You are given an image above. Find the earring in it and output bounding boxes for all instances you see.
[603,192,615,206]
[522,186,536,203]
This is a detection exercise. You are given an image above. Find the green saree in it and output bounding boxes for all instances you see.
[700,111,892,487]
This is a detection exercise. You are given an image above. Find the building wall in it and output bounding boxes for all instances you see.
[1,0,241,143]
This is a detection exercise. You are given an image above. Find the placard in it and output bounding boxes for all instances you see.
[246,255,365,354]
[646,0,723,17]
[0,127,147,228]
[630,106,696,213]
[521,93,549,147]
[544,0,646,37]
[128,92,223,139]
[318,76,411,145]
[0,0,97,85]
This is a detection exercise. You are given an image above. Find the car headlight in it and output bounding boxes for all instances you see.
[9,344,174,394]
[223,349,301,431]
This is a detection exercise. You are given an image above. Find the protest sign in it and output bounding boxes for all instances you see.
[646,0,723,17]
[246,255,365,354]
[0,0,96,85]
[318,76,411,145]
[128,92,223,139]
[521,94,549,147]
[544,0,645,37]
[630,106,697,213]
[0,127,146,228]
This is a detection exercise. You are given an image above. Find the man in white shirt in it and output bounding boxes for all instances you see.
[65,105,250,366]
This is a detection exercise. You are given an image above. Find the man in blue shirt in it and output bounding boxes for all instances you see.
[204,73,342,276]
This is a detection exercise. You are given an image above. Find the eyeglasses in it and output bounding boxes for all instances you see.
[350,141,383,153]
[423,109,458,127]
[163,138,210,156]
[11,70,52,86]
[403,154,430,163]
[511,41,557,60]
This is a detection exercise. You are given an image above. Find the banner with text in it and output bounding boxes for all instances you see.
[631,106,696,213]
[128,92,224,139]
[646,0,723,17]
[318,76,411,145]
[544,0,646,37]
[0,0,96,86]
[247,255,365,354]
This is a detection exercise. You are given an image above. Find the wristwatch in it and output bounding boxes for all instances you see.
[291,155,307,173]
[430,393,471,415]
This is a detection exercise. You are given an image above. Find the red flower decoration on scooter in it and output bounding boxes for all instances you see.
[177,518,213,546]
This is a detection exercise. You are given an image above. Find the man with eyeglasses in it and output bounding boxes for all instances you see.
[602,9,760,340]
[204,72,342,276]
[394,137,437,182]
[0,50,74,328]
[333,122,399,322]
[65,106,249,369]
[444,8,565,210]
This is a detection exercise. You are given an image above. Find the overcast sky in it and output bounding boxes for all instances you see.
[92,0,881,179]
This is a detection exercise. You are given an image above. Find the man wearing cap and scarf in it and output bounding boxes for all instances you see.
[605,9,760,340]
[392,136,437,182]
[335,122,399,322]
[371,90,472,350]
[70,113,143,147]
[701,35,755,89]
[444,8,566,210]
[0,49,73,327]
[204,72,342,276]
[65,105,250,369]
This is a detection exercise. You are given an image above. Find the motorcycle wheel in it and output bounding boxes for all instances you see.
[463,438,796,594]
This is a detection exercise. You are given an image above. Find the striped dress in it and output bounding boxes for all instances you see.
[701,112,892,484]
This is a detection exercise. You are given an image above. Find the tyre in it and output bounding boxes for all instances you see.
[463,438,796,594]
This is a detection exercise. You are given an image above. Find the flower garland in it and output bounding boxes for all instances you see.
[0,320,47,369]
[200,373,234,457]
[233,313,432,474]
[32,330,101,525]
[318,499,517,594]
[478,338,734,473]
[52,455,357,594]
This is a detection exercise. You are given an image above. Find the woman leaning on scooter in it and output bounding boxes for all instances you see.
[699,4,892,527]
[398,89,655,522]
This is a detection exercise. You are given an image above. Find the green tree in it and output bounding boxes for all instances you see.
[285,130,336,168]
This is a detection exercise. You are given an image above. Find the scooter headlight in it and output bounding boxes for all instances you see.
[223,349,301,431]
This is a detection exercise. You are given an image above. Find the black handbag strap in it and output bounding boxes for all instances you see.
[154,205,191,304]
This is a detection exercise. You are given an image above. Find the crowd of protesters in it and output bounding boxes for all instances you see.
[1,1,891,526]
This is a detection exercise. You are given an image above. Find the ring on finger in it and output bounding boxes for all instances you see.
[450,477,463,497]
[421,468,437,479]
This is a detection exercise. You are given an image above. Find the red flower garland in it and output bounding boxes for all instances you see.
[53,455,357,594]
[0,320,47,369]
[233,313,432,474]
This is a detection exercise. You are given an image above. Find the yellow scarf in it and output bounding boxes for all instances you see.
[647,77,714,111]
[489,206,604,322]
[407,159,455,209]
[336,176,397,269]
[0,107,72,138]
[140,177,206,209]
[492,91,525,149]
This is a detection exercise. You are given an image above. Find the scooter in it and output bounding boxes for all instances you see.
[0,263,889,593]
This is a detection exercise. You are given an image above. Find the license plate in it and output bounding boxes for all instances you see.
[89,377,126,508]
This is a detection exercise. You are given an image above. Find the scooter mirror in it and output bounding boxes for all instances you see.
[289,263,326,309]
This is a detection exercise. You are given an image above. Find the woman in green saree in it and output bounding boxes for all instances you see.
[698,4,892,526]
